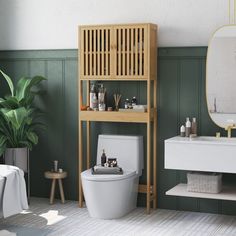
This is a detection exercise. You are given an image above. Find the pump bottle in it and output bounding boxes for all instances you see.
[185,117,191,137]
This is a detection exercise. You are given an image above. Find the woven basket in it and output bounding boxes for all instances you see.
[187,172,222,193]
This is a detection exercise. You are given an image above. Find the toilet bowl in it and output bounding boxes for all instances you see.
[81,135,143,219]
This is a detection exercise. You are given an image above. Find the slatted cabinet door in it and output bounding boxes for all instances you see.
[80,26,113,79]
[113,25,148,79]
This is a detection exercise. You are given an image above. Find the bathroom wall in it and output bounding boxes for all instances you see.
[0,0,229,50]
[1,47,236,214]
[158,47,236,215]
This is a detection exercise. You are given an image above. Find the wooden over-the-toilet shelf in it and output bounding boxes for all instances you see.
[78,23,157,214]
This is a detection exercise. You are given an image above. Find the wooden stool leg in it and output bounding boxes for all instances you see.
[58,179,65,203]
[50,179,56,204]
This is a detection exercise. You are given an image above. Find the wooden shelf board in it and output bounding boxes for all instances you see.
[166,183,236,201]
[83,51,145,54]
[79,111,151,123]
[79,77,151,81]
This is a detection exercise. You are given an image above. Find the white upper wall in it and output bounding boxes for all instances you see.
[0,0,231,50]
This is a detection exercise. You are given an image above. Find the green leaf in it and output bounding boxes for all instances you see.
[20,94,34,107]
[4,107,28,129]
[16,76,46,105]
[0,108,10,116]
[25,117,32,125]
[0,70,14,96]
[26,131,38,145]
[15,77,31,101]
[0,96,19,109]
[19,141,32,150]
[29,76,46,88]
[0,135,7,146]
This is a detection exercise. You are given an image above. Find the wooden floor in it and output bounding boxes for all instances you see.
[1,198,236,236]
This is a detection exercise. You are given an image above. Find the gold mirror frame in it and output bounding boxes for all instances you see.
[206,24,236,129]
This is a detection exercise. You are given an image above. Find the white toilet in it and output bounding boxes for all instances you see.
[81,134,143,219]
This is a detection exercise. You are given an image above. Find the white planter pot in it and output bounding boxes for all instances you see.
[4,147,28,172]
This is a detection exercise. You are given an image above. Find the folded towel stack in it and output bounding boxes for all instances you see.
[92,165,123,175]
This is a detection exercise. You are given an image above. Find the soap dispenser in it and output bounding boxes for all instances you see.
[98,84,106,111]
[185,117,191,137]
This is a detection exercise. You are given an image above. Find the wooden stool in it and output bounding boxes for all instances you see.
[44,171,67,204]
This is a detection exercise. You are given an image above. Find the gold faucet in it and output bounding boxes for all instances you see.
[225,124,236,138]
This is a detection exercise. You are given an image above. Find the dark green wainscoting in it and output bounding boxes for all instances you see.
[0,48,236,215]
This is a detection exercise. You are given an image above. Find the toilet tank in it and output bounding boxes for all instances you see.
[96,135,144,176]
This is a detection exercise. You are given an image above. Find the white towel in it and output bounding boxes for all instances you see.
[0,165,28,218]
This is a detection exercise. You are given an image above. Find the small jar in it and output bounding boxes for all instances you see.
[131,96,137,107]
[124,98,130,109]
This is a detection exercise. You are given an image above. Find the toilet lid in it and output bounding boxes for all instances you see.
[81,169,137,182]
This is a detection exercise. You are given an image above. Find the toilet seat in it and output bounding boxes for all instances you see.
[81,169,137,182]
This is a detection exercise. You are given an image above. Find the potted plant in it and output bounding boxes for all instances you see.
[0,69,46,172]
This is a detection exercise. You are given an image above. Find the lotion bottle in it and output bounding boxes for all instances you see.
[90,83,97,109]
[98,84,106,111]
[185,117,191,137]
[191,117,197,135]
[180,125,185,137]
[91,93,98,110]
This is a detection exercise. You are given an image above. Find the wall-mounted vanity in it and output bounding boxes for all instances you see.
[164,25,236,201]
[165,136,236,201]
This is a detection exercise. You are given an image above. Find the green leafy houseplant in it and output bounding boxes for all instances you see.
[0,69,46,156]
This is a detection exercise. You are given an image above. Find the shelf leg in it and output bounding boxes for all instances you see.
[86,81,91,170]
[87,121,90,169]
[153,111,157,209]
[79,120,83,208]
[146,121,151,214]
[153,79,157,209]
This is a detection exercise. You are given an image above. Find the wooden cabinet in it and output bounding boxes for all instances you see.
[80,24,156,80]
[78,23,157,214]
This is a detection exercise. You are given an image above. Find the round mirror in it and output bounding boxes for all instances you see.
[206,25,236,128]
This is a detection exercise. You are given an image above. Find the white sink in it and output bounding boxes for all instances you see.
[165,136,236,173]
[168,136,236,145]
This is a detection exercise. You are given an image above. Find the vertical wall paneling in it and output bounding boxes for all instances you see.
[64,59,78,199]
[158,58,179,210]
[177,59,199,211]
[0,50,78,199]
[158,47,226,214]
[1,48,236,215]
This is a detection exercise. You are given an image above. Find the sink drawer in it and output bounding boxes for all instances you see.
[165,139,236,173]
